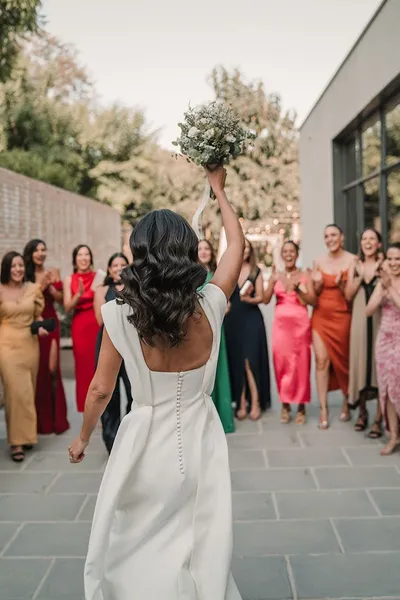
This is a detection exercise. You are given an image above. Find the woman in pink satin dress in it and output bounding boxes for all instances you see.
[264,242,316,424]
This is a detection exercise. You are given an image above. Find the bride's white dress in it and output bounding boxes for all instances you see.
[84,283,242,600]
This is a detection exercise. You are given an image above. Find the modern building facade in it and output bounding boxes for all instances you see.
[300,0,400,265]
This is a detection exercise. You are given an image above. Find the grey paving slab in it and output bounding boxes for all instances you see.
[76,495,97,521]
[0,559,52,599]
[233,520,339,556]
[267,447,348,467]
[298,429,380,447]
[290,553,400,598]
[232,556,292,600]
[314,466,400,489]
[0,472,56,493]
[24,450,107,472]
[0,523,19,552]
[5,522,91,557]
[228,432,301,450]
[50,472,104,494]
[233,493,276,521]
[345,445,400,466]
[232,469,316,492]
[275,490,378,519]
[369,489,400,515]
[334,516,400,552]
[36,558,85,600]
[0,494,85,522]
[229,450,266,470]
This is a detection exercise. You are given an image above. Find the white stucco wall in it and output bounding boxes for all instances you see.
[299,0,400,267]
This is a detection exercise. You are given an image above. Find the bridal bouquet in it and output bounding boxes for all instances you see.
[173,101,254,236]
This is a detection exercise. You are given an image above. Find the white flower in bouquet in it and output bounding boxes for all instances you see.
[172,101,255,238]
[172,101,254,167]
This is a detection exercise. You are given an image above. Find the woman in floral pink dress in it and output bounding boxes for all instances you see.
[366,243,400,456]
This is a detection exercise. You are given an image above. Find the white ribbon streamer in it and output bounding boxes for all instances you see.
[191,181,211,239]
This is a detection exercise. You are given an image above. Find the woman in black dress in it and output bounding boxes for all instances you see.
[224,238,271,420]
[94,253,133,453]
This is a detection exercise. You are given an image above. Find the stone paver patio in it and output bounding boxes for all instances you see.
[1,352,400,599]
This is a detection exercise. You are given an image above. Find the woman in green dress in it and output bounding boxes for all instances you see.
[198,240,235,433]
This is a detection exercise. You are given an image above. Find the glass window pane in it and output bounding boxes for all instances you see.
[388,168,400,242]
[362,113,381,177]
[344,186,359,253]
[344,136,360,184]
[386,96,400,167]
[364,176,381,232]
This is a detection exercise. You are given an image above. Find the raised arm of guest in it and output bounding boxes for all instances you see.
[345,259,363,302]
[94,285,108,326]
[263,265,277,305]
[63,275,83,313]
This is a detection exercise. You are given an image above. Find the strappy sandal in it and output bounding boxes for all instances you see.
[11,446,25,463]
[354,411,369,432]
[280,407,291,424]
[380,439,400,456]
[368,421,383,439]
[295,411,306,425]
[318,408,329,430]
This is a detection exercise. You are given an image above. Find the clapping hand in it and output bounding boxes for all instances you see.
[311,262,322,285]
[78,277,85,297]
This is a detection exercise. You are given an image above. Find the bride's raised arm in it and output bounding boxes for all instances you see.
[206,166,245,300]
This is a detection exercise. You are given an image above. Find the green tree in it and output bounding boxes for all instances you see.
[0,0,42,82]
[210,67,300,228]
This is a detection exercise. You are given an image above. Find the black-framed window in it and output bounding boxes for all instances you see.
[334,91,400,253]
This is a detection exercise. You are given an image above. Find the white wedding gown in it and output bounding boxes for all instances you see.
[84,283,242,600]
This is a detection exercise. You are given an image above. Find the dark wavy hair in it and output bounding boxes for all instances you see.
[104,252,129,286]
[117,209,207,347]
[359,228,382,262]
[1,251,25,285]
[72,245,94,272]
[198,239,217,272]
[23,238,46,283]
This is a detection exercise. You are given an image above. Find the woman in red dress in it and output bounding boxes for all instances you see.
[63,245,99,413]
[23,239,70,434]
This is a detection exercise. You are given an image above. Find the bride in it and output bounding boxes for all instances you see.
[68,166,244,600]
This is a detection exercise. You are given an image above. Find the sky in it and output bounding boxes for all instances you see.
[42,0,383,148]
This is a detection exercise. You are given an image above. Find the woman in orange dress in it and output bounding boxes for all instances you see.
[311,225,356,429]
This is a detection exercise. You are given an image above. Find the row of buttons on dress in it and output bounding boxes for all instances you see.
[176,372,185,474]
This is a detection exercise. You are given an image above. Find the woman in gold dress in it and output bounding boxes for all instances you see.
[0,251,45,462]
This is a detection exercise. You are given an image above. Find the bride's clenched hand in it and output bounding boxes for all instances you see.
[68,437,89,464]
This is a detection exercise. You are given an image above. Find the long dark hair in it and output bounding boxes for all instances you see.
[23,238,46,283]
[104,252,129,286]
[117,209,207,347]
[198,239,217,272]
[244,238,257,270]
[72,245,94,272]
[359,228,382,262]
[0,251,25,285]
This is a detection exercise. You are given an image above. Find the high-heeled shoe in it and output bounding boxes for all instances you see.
[318,408,329,430]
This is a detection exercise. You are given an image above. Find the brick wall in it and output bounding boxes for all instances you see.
[0,168,122,276]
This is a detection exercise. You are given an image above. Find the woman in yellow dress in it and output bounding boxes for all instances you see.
[0,251,45,462]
